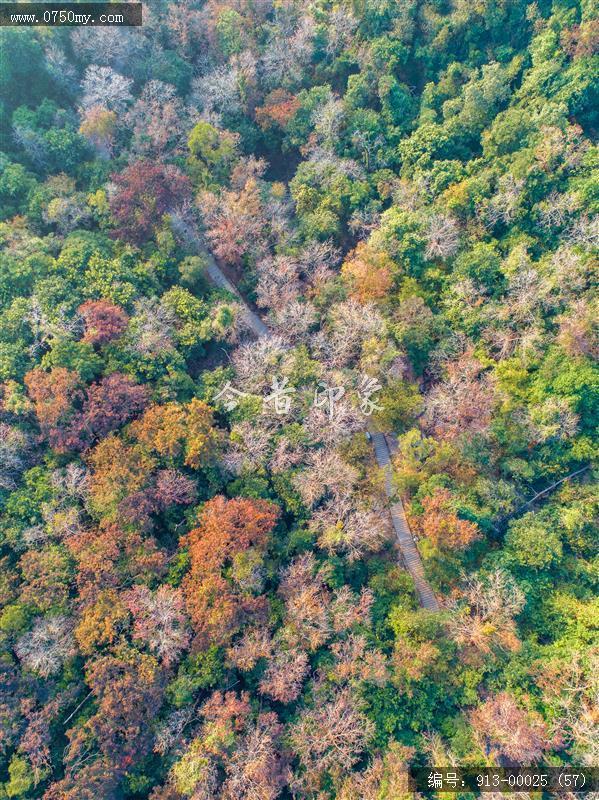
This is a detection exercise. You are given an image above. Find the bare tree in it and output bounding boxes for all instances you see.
[15,616,76,677]
[312,499,393,561]
[221,712,286,800]
[423,350,496,441]
[536,649,599,766]
[231,336,288,393]
[289,686,374,788]
[259,647,310,703]
[537,190,579,230]
[80,65,133,115]
[268,436,307,474]
[312,97,345,151]
[557,298,599,358]
[0,424,31,492]
[325,8,358,56]
[312,300,385,368]
[255,254,301,310]
[222,421,273,475]
[425,214,460,260]
[330,586,374,634]
[129,298,177,356]
[567,214,599,249]
[44,43,79,94]
[154,708,195,756]
[481,174,525,228]
[126,80,192,158]
[228,626,274,672]
[470,692,553,763]
[270,299,318,342]
[278,553,332,651]
[192,65,242,118]
[293,450,358,508]
[261,14,315,88]
[330,633,389,686]
[304,399,363,446]
[448,569,525,654]
[125,585,191,666]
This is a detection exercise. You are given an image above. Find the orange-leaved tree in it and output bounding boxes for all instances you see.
[182,496,279,649]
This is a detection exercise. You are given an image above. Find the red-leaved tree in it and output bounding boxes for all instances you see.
[110,161,191,245]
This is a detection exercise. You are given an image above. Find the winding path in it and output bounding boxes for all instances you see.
[203,247,439,611]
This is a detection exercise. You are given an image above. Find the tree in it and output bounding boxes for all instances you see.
[25,369,147,452]
[330,633,389,687]
[126,585,191,666]
[289,687,374,790]
[255,89,300,130]
[85,648,165,768]
[411,488,481,550]
[504,512,563,570]
[200,178,266,265]
[81,373,148,439]
[423,351,496,441]
[24,367,83,449]
[42,758,119,800]
[341,241,393,302]
[470,692,553,763]
[74,589,130,654]
[68,525,166,602]
[18,689,78,786]
[183,496,279,647]
[19,545,73,611]
[79,105,117,158]
[86,435,156,519]
[187,121,238,185]
[109,161,192,245]
[15,615,76,677]
[80,65,132,114]
[131,399,218,469]
[79,299,129,346]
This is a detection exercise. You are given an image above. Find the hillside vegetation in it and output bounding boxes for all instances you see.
[0,1,597,797]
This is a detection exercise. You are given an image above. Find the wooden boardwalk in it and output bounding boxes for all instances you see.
[204,254,439,611]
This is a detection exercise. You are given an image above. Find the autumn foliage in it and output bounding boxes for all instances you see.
[109,160,192,245]
[25,369,148,452]
[183,496,279,648]
[2,0,596,795]
[255,89,300,130]
[341,241,393,302]
[79,299,129,345]
[412,488,481,550]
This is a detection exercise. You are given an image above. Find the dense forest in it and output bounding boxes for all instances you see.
[0,0,597,797]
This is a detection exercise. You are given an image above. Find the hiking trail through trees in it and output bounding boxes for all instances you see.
[203,246,440,611]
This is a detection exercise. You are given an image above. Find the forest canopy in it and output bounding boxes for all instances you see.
[0,1,597,798]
